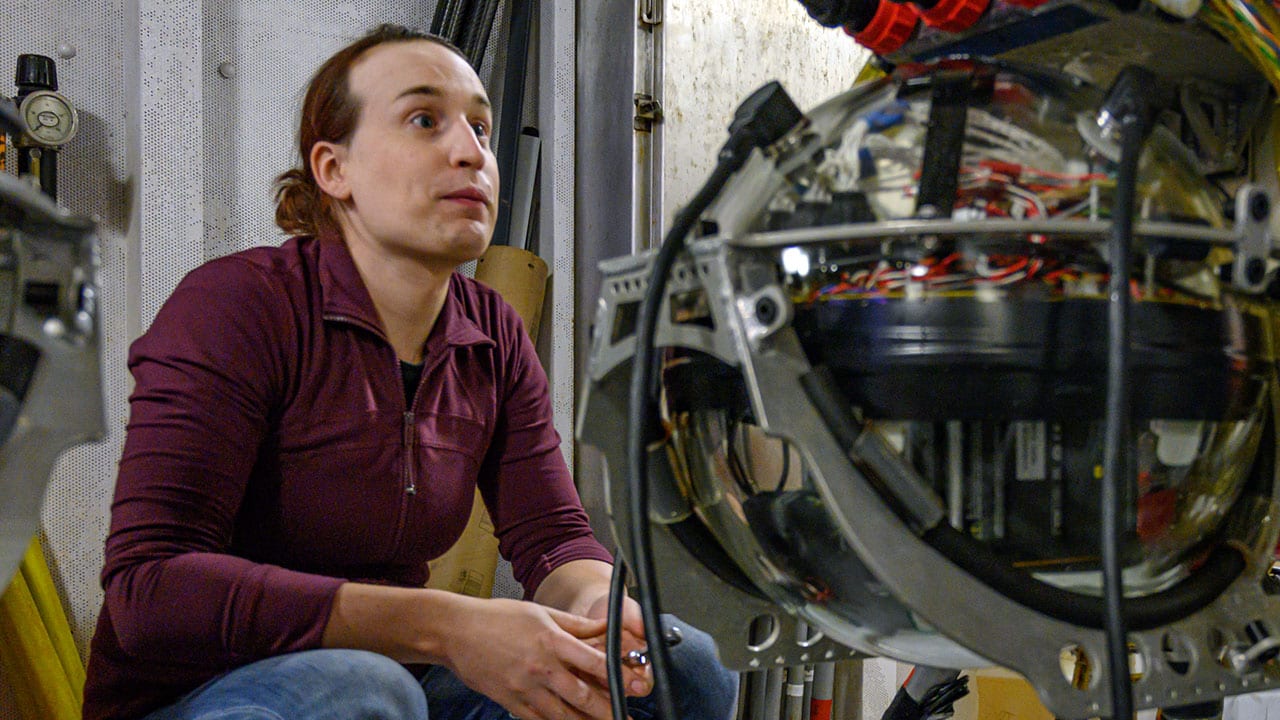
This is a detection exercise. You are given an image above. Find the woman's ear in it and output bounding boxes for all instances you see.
[311,141,351,201]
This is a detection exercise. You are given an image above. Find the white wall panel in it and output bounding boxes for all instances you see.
[661,0,870,229]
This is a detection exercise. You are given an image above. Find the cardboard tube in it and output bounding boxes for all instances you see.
[473,244,549,336]
[427,244,549,597]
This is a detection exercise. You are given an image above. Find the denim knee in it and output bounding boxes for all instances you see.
[631,616,739,720]
[338,650,429,719]
[144,649,427,720]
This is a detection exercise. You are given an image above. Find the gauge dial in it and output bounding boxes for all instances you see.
[18,90,78,147]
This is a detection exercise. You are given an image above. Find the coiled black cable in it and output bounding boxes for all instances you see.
[607,557,628,720]
[625,157,741,720]
[622,81,802,720]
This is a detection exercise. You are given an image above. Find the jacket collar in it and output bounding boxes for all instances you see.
[314,229,493,349]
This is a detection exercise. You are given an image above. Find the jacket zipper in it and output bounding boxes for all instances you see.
[402,410,417,495]
[323,312,418,561]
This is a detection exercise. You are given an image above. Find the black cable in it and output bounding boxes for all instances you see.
[607,557,628,720]
[627,158,740,720]
[921,527,1244,630]
[1101,109,1147,720]
[462,0,501,68]
[430,0,469,43]
[626,80,802,720]
[919,676,969,717]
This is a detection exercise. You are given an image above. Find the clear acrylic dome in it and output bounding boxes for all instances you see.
[660,58,1272,633]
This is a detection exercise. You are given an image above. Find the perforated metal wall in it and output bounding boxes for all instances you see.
[1,0,573,713]
[2,1,130,716]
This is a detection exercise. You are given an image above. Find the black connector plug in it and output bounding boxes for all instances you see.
[1098,65,1159,140]
[719,81,804,166]
[798,0,861,26]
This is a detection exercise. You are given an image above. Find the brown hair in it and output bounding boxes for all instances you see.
[273,24,467,237]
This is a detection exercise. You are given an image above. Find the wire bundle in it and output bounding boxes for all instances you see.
[1200,0,1280,93]
[918,675,970,720]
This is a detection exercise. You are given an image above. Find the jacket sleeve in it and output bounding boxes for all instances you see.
[479,305,613,598]
[100,258,343,664]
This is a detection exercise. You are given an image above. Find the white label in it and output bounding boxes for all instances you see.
[1014,421,1046,481]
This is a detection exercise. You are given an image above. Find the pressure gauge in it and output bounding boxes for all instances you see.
[18,90,78,147]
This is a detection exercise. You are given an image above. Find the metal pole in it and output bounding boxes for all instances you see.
[492,0,536,247]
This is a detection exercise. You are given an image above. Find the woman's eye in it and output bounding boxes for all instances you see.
[411,114,436,129]
[471,122,490,140]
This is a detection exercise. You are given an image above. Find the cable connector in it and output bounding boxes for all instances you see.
[1097,65,1159,144]
[719,81,804,166]
[798,0,866,26]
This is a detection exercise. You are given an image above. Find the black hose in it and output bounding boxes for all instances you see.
[1100,109,1144,720]
[607,557,628,720]
[462,0,502,68]
[626,80,801,719]
[923,526,1245,630]
[627,158,741,720]
[430,0,469,43]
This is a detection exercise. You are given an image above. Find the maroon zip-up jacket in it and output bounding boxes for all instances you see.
[82,231,612,720]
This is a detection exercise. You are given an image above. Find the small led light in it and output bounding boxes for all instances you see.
[781,247,811,277]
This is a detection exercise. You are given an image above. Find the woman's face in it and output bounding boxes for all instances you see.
[321,40,498,269]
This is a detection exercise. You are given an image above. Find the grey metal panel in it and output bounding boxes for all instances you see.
[538,0,578,469]
[574,0,638,551]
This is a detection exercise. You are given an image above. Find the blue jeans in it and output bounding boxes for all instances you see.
[140,616,738,720]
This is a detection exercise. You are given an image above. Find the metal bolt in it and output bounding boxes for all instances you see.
[755,297,778,325]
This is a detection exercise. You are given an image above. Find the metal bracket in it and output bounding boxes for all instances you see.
[634,93,664,133]
[639,0,663,27]
[1232,183,1272,293]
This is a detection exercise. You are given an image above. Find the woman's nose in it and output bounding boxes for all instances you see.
[449,122,487,168]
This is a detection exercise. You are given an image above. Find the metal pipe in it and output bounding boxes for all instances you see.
[491,0,536,247]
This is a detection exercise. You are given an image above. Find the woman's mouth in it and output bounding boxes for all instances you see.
[442,187,490,207]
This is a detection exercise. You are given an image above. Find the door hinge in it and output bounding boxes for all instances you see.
[634,93,664,133]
